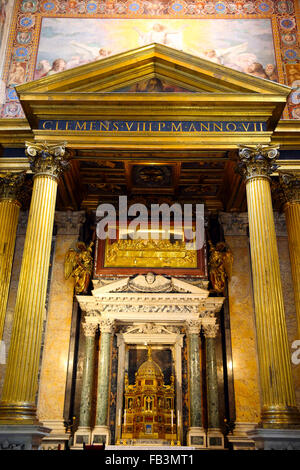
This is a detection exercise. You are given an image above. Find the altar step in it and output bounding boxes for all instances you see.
[106,445,196,450]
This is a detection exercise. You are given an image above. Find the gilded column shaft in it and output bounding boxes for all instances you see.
[0,175,58,419]
[246,177,296,411]
[238,145,300,428]
[0,200,21,339]
[284,202,300,337]
[279,171,300,338]
[0,172,26,340]
[0,141,69,424]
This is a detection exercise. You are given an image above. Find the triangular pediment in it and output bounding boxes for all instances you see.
[91,274,209,295]
[17,43,290,96]
[15,43,291,140]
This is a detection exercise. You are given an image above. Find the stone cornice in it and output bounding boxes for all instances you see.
[77,288,224,323]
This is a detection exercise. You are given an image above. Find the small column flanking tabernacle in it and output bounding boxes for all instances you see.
[92,318,115,445]
[186,320,206,448]
[0,172,26,342]
[279,172,300,338]
[0,142,69,449]
[237,145,300,446]
[73,321,98,448]
[202,320,224,449]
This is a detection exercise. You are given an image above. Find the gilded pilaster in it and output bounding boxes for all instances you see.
[279,172,300,338]
[238,145,300,429]
[0,142,69,424]
[0,172,25,340]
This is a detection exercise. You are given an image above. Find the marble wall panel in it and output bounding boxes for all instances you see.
[277,235,300,409]
[37,234,77,423]
[225,235,261,425]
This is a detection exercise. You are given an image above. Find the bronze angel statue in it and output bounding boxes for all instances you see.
[64,241,94,294]
[208,240,233,293]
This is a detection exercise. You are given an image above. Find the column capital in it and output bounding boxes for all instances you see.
[82,321,98,337]
[237,144,279,182]
[218,212,249,237]
[55,210,86,236]
[185,319,201,335]
[279,172,300,206]
[25,141,70,181]
[99,318,115,334]
[202,321,219,339]
[0,171,26,204]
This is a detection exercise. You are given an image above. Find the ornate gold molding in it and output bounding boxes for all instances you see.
[25,141,70,181]
[237,144,279,181]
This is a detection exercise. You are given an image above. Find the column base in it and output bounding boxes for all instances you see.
[260,406,300,429]
[0,403,39,425]
[227,422,256,450]
[206,428,224,449]
[73,426,92,448]
[39,420,70,450]
[187,427,206,448]
[247,428,300,450]
[91,425,110,445]
[0,424,50,450]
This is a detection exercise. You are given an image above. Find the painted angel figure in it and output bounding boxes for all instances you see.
[194,42,251,71]
[64,241,94,294]
[208,240,233,293]
[134,23,187,50]
[69,40,112,63]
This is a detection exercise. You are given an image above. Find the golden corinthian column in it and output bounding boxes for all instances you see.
[0,172,26,340]
[0,142,69,424]
[279,172,300,338]
[238,145,300,429]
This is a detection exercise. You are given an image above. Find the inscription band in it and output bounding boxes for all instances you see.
[39,120,267,133]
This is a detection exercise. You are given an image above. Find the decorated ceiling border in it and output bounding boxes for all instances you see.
[1,0,300,120]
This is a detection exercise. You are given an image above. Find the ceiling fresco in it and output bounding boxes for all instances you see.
[0,0,299,119]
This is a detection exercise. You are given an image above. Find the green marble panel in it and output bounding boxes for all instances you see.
[206,337,220,429]
[188,333,202,428]
[96,331,112,426]
[79,335,95,427]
